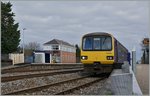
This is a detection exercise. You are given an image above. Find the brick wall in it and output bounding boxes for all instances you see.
[61,51,76,63]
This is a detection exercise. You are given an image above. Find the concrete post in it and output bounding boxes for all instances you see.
[132,48,136,74]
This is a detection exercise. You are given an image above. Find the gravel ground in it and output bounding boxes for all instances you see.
[24,77,99,95]
[67,78,107,95]
[1,72,81,94]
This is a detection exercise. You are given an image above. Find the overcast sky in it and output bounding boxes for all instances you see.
[5,1,149,61]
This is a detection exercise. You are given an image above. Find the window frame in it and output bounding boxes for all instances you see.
[82,37,93,50]
[52,45,59,50]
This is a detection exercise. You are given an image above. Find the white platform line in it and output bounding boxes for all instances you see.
[130,66,143,95]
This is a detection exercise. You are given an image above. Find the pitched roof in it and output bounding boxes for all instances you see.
[43,39,74,47]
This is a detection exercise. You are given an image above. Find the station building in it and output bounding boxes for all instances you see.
[34,39,76,63]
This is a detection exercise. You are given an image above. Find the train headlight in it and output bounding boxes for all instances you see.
[81,56,88,60]
[107,56,113,60]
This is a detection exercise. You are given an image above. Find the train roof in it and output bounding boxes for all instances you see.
[83,32,112,37]
[82,32,128,51]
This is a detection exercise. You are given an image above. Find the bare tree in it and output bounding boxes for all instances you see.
[24,42,41,51]
[20,42,42,56]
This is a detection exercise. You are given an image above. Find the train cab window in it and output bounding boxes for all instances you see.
[101,37,112,50]
[83,37,92,50]
[82,36,112,51]
[93,38,101,50]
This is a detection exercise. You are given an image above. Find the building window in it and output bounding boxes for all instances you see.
[52,45,59,50]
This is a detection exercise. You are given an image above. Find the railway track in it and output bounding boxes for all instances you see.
[2,67,83,74]
[4,75,107,95]
[55,76,107,95]
[2,64,83,73]
[1,68,83,82]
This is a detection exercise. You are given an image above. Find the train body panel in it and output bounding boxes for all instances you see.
[114,38,129,64]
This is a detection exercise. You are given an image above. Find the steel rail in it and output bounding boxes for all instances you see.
[1,68,83,82]
[55,76,107,95]
[2,67,83,74]
[4,75,89,95]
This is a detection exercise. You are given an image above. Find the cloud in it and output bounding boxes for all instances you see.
[9,1,149,60]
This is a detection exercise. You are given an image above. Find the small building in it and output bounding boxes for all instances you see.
[141,38,149,64]
[34,39,76,63]
[34,51,52,63]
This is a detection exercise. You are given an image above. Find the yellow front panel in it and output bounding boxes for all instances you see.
[81,51,114,64]
[81,35,115,65]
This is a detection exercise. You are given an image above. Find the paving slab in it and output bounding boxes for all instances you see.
[136,64,149,95]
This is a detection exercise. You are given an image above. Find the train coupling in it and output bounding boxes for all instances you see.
[93,62,101,69]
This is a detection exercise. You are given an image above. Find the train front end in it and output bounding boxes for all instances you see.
[81,32,115,73]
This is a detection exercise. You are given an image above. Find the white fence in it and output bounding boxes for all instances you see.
[9,53,24,64]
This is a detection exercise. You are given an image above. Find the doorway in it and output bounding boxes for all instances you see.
[45,53,50,63]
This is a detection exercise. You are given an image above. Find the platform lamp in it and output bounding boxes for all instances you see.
[23,28,26,62]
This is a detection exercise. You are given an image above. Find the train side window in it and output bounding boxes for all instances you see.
[83,37,92,50]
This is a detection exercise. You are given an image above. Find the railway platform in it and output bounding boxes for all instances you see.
[136,64,149,95]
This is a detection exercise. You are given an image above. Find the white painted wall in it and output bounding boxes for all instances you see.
[50,54,52,63]
[34,52,45,63]
[44,44,76,53]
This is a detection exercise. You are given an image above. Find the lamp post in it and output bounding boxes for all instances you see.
[60,41,62,63]
[23,28,26,59]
